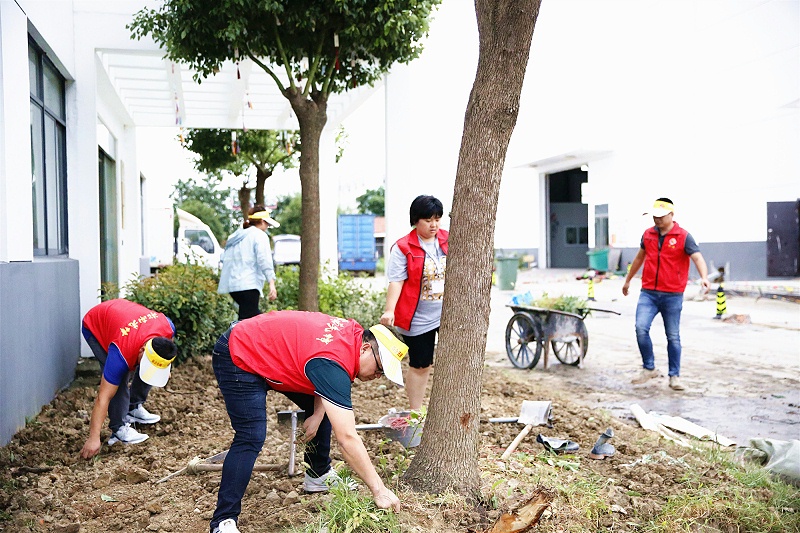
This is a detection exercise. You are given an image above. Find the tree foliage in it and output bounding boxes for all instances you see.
[130,0,441,312]
[356,186,385,216]
[180,128,300,209]
[270,193,303,236]
[172,174,238,239]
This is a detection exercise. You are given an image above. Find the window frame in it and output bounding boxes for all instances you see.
[29,38,68,257]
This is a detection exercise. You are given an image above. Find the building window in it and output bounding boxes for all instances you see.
[29,40,68,256]
[565,226,588,245]
[595,204,609,247]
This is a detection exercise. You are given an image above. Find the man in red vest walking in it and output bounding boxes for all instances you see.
[622,198,710,391]
[80,299,177,458]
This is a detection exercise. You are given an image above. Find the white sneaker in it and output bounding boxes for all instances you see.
[107,423,149,446]
[303,469,357,493]
[631,368,660,384]
[212,518,241,533]
[125,405,161,424]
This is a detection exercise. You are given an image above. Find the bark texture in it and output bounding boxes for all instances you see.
[286,88,328,311]
[403,0,541,496]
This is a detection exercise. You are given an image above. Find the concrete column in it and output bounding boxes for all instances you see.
[319,126,338,273]
[0,2,34,262]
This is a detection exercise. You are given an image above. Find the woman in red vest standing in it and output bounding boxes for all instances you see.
[380,195,448,410]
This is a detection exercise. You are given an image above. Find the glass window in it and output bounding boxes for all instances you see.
[185,229,215,254]
[29,39,68,256]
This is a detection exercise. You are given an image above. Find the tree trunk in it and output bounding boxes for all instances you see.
[403,0,541,497]
[286,88,328,311]
[254,166,272,207]
[238,186,252,217]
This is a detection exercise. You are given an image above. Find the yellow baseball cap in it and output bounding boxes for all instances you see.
[645,199,674,217]
[369,325,408,387]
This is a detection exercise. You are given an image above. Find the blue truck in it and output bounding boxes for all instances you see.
[337,214,377,275]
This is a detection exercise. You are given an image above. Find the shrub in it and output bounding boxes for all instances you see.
[263,266,386,328]
[123,263,236,364]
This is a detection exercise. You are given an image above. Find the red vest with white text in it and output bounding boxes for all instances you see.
[82,299,174,370]
[228,311,361,395]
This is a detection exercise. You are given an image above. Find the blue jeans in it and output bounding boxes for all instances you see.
[210,329,332,531]
[635,290,684,377]
[82,328,151,432]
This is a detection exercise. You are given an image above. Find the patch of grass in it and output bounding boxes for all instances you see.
[294,467,400,533]
[639,450,800,532]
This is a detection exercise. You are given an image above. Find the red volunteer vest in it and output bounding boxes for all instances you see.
[228,311,362,395]
[641,222,691,293]
[393,228,449,331]
[82,299,174,370]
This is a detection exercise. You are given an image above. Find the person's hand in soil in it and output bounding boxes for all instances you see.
[373,486,401,512]
[302,397,325,442]
[80,436,102,459]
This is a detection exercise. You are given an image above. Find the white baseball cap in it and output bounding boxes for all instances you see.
[369,325,409,387]
[139,338,176,387]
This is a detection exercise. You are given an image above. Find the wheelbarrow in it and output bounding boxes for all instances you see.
[504,304,620,370]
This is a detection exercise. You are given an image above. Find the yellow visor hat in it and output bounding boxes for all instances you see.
[645,200,674,217]
[249,210,280,228]
[369,325,409,387]
[139,339,176,387]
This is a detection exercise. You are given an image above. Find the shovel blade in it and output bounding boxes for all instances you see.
[517,400,552,426]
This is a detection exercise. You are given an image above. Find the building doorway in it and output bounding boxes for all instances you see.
[546,167,588,268]
[98,148,119,287]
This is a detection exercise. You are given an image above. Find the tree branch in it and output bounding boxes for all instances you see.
[321,60,336,96]
[272,18,297,92]
[245,46,286,93]
[303,35,327,98]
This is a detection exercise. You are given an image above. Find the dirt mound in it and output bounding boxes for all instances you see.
[0,356,785,532]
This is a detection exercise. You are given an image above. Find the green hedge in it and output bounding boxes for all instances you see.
[122,263,236,364]
[106,264,387,364]
[264,266,386,329]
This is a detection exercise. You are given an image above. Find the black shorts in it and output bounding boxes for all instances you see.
[402,328,439,369]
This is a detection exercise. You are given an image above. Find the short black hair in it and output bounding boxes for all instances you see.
[655,197,674,205]
[151,337,177,361]
[409,195,444,226]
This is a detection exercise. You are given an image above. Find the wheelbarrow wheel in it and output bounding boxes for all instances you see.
[551,335,588,366]
[505,312,543,369]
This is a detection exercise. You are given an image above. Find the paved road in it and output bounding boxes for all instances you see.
[486,268,800,445]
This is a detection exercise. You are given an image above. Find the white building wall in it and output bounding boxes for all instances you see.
[0,1,33,262]
[384,0,799,263]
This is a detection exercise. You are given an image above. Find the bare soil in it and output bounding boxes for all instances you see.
[2,351,791,533]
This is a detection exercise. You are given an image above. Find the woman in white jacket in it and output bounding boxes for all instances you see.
[218,205,279,320]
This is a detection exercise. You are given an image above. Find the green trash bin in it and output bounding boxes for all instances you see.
[587,248,609,271]
[496,257,519,290]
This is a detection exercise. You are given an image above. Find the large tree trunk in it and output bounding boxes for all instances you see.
[403,0,541,497]
[286,88,328,311]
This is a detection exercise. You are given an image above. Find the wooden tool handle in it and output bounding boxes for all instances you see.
[501,424,533,459]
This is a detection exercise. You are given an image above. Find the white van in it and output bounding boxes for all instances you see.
[272,234,301,266]
[148,207,222,271]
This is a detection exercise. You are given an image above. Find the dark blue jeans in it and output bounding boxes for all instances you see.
[635,290,684,377]
[82,328,150,432]
[210,329,332,531]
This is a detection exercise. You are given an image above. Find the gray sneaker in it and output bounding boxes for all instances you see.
[669,375,685,391]
[303,469,357,493]
[631,368,660,384]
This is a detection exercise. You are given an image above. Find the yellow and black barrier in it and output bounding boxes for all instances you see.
[587,278,596,301]
[714,283,727,319]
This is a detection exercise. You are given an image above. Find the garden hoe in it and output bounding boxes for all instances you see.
[501,400,552,459]
[277,409,306,476]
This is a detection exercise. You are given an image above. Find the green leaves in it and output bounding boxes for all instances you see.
[123,263,236,364]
